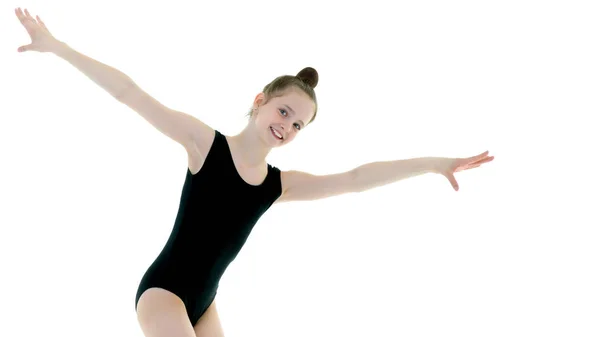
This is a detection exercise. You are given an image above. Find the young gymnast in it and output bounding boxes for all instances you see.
[15,7,494,337]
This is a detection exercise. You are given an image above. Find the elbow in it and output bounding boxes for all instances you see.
[348,168,365,193]
[114,82,139,102]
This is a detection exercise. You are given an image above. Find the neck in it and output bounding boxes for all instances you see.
[229,124,272,167]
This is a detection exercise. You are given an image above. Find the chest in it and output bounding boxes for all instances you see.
[191,138,269,187]
[229,157,269,186]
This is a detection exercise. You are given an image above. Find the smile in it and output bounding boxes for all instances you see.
[270,127,283,140]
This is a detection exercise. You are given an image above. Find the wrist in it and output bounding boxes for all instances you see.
[428,157,447,175]
[51,40,70,57]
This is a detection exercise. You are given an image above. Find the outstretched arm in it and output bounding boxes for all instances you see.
[277,151,494,203]
[15,8,212,151]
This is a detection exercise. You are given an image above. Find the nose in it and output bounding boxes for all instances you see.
[277,123,291,132]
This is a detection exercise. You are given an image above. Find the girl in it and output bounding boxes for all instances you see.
[15,8,494,337]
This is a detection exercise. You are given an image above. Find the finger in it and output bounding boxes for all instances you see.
[467,155,495,168]
[467,156,493,166]
[463,164,481,170]
[15,8,25,21]
[37,15,50,32]
[17,44,31,52]
[472,156,494,166]
[25,8,34,20]
[445,172,459,191]
[467,151,489,161]
[24,8,33,21]
[16,8,33,26]
[457,156,493,172]
[16,8,28,24]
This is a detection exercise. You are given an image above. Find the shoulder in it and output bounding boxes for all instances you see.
[278,169,321,191]
[279,169,299,188]
[189,125,217,156]
[275,170,314,202]
[187,127,217,174]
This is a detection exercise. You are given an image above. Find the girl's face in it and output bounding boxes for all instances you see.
[252,90,315,147]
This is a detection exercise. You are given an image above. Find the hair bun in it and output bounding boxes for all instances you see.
[296,67,319,89]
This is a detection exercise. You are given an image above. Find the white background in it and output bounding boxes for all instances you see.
[1,0,599,336]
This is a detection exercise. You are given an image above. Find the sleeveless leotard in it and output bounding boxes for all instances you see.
[134,130,282,325]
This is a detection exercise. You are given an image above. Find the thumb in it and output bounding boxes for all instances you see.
[17,44,32,52]
[444,172,459,191]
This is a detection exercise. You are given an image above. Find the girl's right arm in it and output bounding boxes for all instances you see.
[52,42,214,152]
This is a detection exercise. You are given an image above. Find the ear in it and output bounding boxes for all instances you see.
[253,92,266,108]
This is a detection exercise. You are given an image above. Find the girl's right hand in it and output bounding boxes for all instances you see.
[15,7,61,53]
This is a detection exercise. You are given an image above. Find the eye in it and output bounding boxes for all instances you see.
[279,108,301,131]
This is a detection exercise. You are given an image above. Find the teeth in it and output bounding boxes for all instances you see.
[271,127,283,139]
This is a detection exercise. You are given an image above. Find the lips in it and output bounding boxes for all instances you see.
[270,127,283,140]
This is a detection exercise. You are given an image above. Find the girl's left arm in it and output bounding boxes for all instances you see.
[276,151,494,203]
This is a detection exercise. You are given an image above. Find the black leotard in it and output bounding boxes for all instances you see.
[134,130,282,325]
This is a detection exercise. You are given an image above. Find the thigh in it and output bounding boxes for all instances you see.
[193,300,225,337]
[137,287,197,337]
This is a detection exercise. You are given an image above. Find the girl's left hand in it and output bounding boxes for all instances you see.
[435,151,495,191]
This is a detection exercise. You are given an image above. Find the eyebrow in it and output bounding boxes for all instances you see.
[283,104,305,127]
